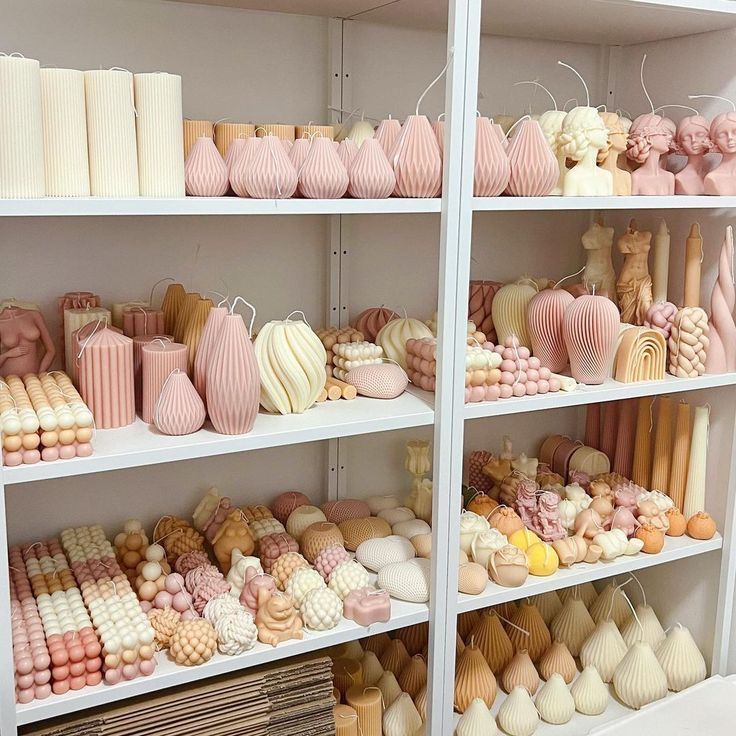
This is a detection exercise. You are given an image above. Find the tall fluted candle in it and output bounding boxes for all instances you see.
[0,55,45,197]
[183,120,213,158]
[161,282,186,334]
[652,219,671,303]
[78,327,134,428]
[134,72,185,197]
[613,398,637,478]
[684,405,709,518]
[651,397,674,492]
[600,402,619,461]
[174,293,201,343]
[584,404,601,449]
[684,223,703,307]
[84,69,139,196]
[670,401,691,511]
[64,307,111,381]
[141,341,188,423]
[193,306,227,402]
[40,68,90,196]
[632,397,654,487]
[334,704,359,736]
[181,298,213,374]
[133,334,172,413]
[122,307,165,338]
[346,686,382,736]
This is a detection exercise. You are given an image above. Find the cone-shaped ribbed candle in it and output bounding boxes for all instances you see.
[230,136,262,197]
[621,604,665,649]
[376,670,402,708]
[337,138,359,171]
[348,138,395,199]
[380,639,410,676]
[669,401,691,511]
[559,583,597,609]
[530,591,563,627]
[470,610,514,674]
[683,405,709,518]
[632,397,654,487]
[474,116,511,197]
[498,686,540,736]
[454,642,497,712]
[374,118,401,156]
[398,655,426,698]
[655,623,706,692]
[153,369,205,435]
[508,603,551,663]
[245,134,298,199]
[538,640,577,684]
[535,672,574,725]
[570,665,608,715]
[580,619,627,682]
[161,283,186,336]
[362,632,392,657]
[527,288,574,372]
[184,137,228,197]
[458,609,481,642]
[346,686,382,736]
[388,115,442,198]
[298,136,348,199]
[600,402,619,461]
[501,649,539,695]
[506,119,558,196]
[193,306,227,403]
[174,293,201,343]
[141,341,188,424]
[613,398,637,478]
[613,641,668,709]
[551,597,595,657]
[181,298,213,374]
[397,622,429,656]
[455,697,499,736]
[589,582,631,628]
[651,397,674,491]
[360,650,383,686]
[382,692,421,736]
[289,137,311,185]
[414,684,427,720]
[584,404,601,449]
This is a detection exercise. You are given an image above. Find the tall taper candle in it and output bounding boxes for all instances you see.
[683,404,709,518]
[669,401,691,511]
[600,402,619,461]
[632,397,654,487]
[684,223,703,307]
[584,404,601,449]
[650,397,673,491]
[613,398,637,479]
[652,219,670,303]
[141,341,188,424]
[346,686,382,736]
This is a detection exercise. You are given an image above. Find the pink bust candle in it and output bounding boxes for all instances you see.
[141,341,188,423]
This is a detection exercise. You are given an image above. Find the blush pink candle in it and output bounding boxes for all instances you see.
[133,334,173,413]
[122,307,165,338]
[141,340,188,424]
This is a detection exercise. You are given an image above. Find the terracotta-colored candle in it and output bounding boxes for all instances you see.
[78,326,135,428]
[600,402,619,461]
[613,398,637,479]
[584,404,601,449]
[333,658,363,697]
[161,282,186,335]
[141,341,188,423]
[632,397,654,487]
[346,686,382,736]
[684,405,709,518]
[652,220,671,303]
[684,223,703,307]
[133,334,172,413]
[181,298,213,374]
[669,401,691,511]
[650,397,673,492]
[334,704,359,736]
[122,306,165,338]
[173,292,201,343]
[64,307,111,381]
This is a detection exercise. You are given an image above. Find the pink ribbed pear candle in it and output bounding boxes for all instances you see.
[153,369,205,436]
[133,334,172,413]
[193,306,227,403]
[527,288,574,372]
[600,402,619,461]
[122,307,165,338]
[184,137,228,196]
[613,399,637,478]
[563,294,620,384]
[650,397,673,491]
[506,119,558,196]
[244,134,297,199]
[289,138,311,196]
[389,115,442,198]
[585,404,601,449]
[474,116,511,197]
[337,138,359,171]
[141,341,188,424]
[298,136,349,199]
[224,138,246,178]
[348,139,395,199]
[206,312,260,435]
[374,118,401,156]
[431,119,445,160]
[78,327,135,429]
[230,136,261,198]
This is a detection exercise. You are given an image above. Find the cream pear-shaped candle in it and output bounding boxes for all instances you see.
[683,404,709,518]
[589,582,631,628]
[579,620,627,683]
[376,671,402,708]
[650,397,673,491]
[497,686,539,736]
[535,672,574,725]
[621,604,665,649]
[669,401,691,511]
[570,665,608,715]
[652,219,671,303]
[613,641,668,709]
[454,697,499,736]
[632,397,654,487]
[655,623,706,692]
[382,692,421,736]
[360,650,383,686]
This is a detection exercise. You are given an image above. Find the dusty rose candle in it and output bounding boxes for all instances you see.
[613,398,637,479]
[669,401,691,511]
[141,341,188,423]
[133,334,173,413]
[122,306,165,338]
[632,396,654,487]
[600,402,619,461]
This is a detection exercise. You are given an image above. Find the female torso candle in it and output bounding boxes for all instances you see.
[64,307,111,381]
[78,326,135,428]
[0,307,55,377]
[346,686,382,736]
[616,222,653,326]
[141,341,188,424]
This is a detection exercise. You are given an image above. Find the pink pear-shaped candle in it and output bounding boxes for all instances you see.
[431,118,445,160]
[230,136,262,197]
[298,136,349,198]
[389,115,442,198]
[374,118,401,156]
[474,116,511,197]
[348,139,395,199]
[244,134,297,199]
[527,287,574,372]
[338,138,359,171]
[184,137,228,197]
[154,369,206,436]
[506,119,558,196]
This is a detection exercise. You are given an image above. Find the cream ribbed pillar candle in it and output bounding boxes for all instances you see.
[684,405,709,518]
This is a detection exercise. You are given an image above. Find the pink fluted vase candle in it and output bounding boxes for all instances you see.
[563,294,620,384]
[706,226,736,374]
[389,115,442,198]
[585,404,601,448]
[153,369,206,436]
[193,306,228,403]
[78,327,135,429]
[230,136,262,198]
[348,139,395,199]
[527,287,574,372]
[184,137,229,197]
[506,119,558,196]
[374,117,401,156]
[474,116,510,197]
[600,402,619,461]
[431,118,445,160]
[141,341,188,424]
[298,136,349,199]
[289,138,311,197]
[337,138,359,172]
[613,399,637,478]
[244,134,297,199]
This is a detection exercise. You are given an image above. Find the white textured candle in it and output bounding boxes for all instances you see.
[683,404,709,519]
[84,69,138,196]
[40,68,90,196]
[134,72,185,197]
[0,55,45,197]
[652,219,671,303]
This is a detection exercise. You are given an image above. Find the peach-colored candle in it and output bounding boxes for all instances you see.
[684,223,703,307]
[78,326,134,428]
[669,401,691,511]
[346,686,382,736]
[333,658,363,698]
[133,334,172,413]
[600,402,619,461]
[632,397,654,487]
[122,307,165,338]
[57,291,100,368]
[334,704,359,736]
[652,219,671,303]
[64,306,110,381]
[584,404,601,449]
[141,341,188,423]
[650,397,673,492]
[613,398,637,479]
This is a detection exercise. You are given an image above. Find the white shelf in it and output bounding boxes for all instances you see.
[457,534,722,613]
[1,391,435,485]
[464,373,736,420]
[15,596,428,726]
[473,195,736,212]
[0,197,441,217]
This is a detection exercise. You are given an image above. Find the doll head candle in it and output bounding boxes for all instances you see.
[558,107,612,196]
[694,96,736,195]
[627,114,676,194]
[675,115,713,195]
[598,112,632,196]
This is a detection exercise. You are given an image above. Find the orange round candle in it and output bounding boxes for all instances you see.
[346,686,382,736]
[669,401,691,511]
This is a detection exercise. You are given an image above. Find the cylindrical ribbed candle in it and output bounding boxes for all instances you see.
[346,686,382,736]
[173,293,201,343]
[64,307,111,381]
[40,68,90,196]
[584,404,601,449]
[84,69,138,196]
[684,405,709,518]
[256,124,296,141]
[670,401,691,511]
[58,291,100,367]
[111,300,148,328]
[215,122,256,157]
[632,397,654,487]
[78,327,135,428]
[181,298,213,374]
[141,341,188,424]
[0,55,45,197]
[193,306,227,402]
[122,307,165,338]
[134,72,185,197]
[295,124,335,140]
[183,120,213,158]
[600,402,619,461]
[613,399,637,479]
[651,397,674,492]
[161,282,186,335]
[133,334,173,413]
[333,658,363,698]
[334,704,359,736]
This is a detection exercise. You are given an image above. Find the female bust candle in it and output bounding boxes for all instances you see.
[705,111,736,195]
[675,116,713,195]
[558,107,613,196]
[0,307,55,377]
[626,113,676,195]
[598,112,632,196]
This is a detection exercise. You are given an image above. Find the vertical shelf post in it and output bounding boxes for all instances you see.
[0,470,18,736]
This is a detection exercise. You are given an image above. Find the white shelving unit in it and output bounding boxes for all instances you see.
[3,1,736,734]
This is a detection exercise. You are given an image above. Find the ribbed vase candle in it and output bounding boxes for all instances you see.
[585,404,601,448]
[133,334,172,413]
[683,405,709,518]
[122,307,165,338]
[613,398,637,478]
[244,134,298,199]
[337,138,359,171]
[289,138,311,193]
[223,138,246,188]
[181,298,213,374]
[669,401,691,511]
[389,114,442,198]
[527,288,574,372]
[193,306,227,402]
[474,116,511,197]
[298,136,349,199]
[346,686,382,736]
[374,118,401,156]
[161,282,186,335]
[141,341,188,424]
[183,120,213,158]
[651,397,674,491]
[348,139,395,199]
[174,293,201,343]
[563,294,620,384]
[78,327,135,429]
[230,136,262,197]
[632,397,654,487]
[64,307,111,381]
[600,402,619,461]
[215,122,255,157]
[40,68,89,196]
[206,312,260,435]
[154,369,206,436]
[184,137,228,196]
[506,119,558,196]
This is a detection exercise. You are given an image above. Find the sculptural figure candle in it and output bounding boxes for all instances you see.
[675,116,713,195]
[701,100,736,195]
[616,221,653,326]
[559,106,613,196]
[0,307,55,378]
[627,114,676,195]
[598,112,632,196]
[581,220,617,303]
